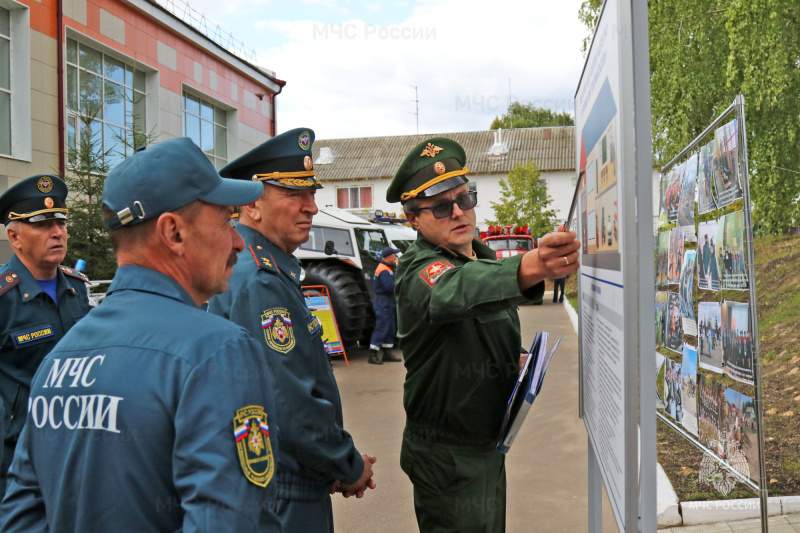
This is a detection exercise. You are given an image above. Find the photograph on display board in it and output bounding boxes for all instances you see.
[679,250,697,336]
[576,79,621,271]
[667,227,684,285]
[666,292,683,354]
[717,211,749,291]
[678,153,698,241]
[664,357,683,423]
[656,351,666,410]
[656,231,670,286]
[698,374,725,457]
[725,387,758,483]
[721,301,754,385]
[655,291,668,348]
[658,171,670,228]
[666,161,683,223]
[713,119,743,207]
[697,220,721,291]
[681,344,699,436]
[698,139,718,214]
[698,302,724,372]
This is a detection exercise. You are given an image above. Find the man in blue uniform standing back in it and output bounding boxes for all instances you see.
[0,175,90,504]
[0,138,282,532]
[209,128,376,532]
[368,246,401,365]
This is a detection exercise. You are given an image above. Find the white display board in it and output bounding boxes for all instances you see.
[574,0,656,530]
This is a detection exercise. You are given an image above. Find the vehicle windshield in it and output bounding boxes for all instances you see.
[354,229,390,260]
[485,238,533,251]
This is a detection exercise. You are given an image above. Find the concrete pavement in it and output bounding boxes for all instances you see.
[329,299,619,532]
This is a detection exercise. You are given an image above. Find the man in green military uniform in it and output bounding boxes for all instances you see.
[388,137,580,532]
[0,175,90,502]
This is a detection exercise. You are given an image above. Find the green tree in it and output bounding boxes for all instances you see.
[63,109,115,280]
[488,160,558,237]
[578,0,800,235]
[490,102,574,130]
[63,88,156,280]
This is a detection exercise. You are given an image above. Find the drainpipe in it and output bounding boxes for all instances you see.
[271,81,285,137]
[57,0,65,178]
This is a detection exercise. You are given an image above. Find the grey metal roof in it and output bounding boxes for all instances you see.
[311,127,575,182]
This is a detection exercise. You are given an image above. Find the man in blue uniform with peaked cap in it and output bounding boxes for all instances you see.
[0,138,282,532]
[209,128,376,532]
[0,175,90,505]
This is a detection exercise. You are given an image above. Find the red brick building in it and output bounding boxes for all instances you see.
[0,0,284,260]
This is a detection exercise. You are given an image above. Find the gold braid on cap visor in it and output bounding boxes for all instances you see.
[251,171,319,188]
[8,208,69,221]
[400,167,469,201]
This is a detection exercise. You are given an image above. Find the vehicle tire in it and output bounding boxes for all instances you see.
[302,261,370,347]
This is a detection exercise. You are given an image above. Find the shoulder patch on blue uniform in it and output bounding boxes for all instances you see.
[59,265,90,283]
[249,245,279,274]
[419,260,454,289]
[261,308,295,353]
[0,271,20,297]
[233,406,274,487]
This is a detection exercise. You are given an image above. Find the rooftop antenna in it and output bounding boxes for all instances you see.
[410,85,419,136]
[507,77,513,129]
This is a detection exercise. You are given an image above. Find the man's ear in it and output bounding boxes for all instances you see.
[6,225,21,250]
[155,212,186,255]
[240,200,262,223]
[405,211,419,231]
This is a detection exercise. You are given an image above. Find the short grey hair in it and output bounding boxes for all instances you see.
[402,198,421,215]
[6,220,22,233]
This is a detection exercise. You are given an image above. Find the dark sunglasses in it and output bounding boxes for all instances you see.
[413,191,478,219]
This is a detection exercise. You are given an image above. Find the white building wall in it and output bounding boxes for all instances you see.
[314,169,578,237]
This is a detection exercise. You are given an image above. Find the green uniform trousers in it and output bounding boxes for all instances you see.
[401,432,507,533]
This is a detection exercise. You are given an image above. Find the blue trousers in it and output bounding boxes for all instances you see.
[370,295,396,349]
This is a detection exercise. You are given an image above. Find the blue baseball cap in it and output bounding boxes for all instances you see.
[103,137,263,231]
[381,247,401,258]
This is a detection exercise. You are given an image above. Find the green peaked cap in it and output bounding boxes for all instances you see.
[386,137,469,203]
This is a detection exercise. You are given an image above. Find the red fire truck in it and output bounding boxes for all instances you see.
[479,225,537,259]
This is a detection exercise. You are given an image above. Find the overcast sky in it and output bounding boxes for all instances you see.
[180,0,588,140]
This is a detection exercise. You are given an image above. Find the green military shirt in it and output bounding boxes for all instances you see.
[396,235,544,447]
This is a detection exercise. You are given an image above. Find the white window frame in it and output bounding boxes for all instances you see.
[181,84,236,170]
[336,185,373,210]
[0,0,30,161]
[64,31,155,172]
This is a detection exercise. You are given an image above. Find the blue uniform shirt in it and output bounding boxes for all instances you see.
[209,225,364,502]
[0,255,90,495]
[0,266,282,532]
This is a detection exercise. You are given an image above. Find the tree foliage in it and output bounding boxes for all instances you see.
[579,0,800,235]
[490,102,574,130]
[63,91,156,280]
[488,160,558,237]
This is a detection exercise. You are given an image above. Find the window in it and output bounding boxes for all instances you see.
[0,6,10,155]
[66,37,148,171]
[182,91,227,169]
[336,186,372,209]
[300,226,355,257]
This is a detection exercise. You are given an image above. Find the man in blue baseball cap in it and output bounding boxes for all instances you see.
[0,175,91,505]
[209,128,376,532]
[368,246,402,365]
[1,137,283,532]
